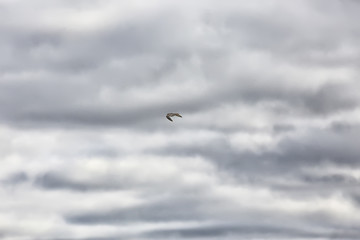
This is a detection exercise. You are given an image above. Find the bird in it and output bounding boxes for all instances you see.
[166,113,182,122]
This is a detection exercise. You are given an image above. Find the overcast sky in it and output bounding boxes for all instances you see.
[1,0,360,239]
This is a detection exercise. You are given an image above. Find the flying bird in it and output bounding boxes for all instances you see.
[166,113,182,122]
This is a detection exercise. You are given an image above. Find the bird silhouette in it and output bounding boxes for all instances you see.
[166,113,182,122]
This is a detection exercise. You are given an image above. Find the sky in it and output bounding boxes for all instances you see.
[1,0,360,239]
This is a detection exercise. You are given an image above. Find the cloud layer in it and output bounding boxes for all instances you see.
[1,0,360,239]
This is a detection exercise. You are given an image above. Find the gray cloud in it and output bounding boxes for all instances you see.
[1,171,29,185]
[272,123,296,133]
[0,77,357,130]
[66,196,204,225]
[0,1,359,130]
[145,224,323,239]
[276,127,360,166]
[301,173,359,185]
[1,1,360,239]
[34,172,121,191]
[158,122,360,170]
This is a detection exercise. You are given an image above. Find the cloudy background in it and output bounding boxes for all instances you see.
[1,0,360,239]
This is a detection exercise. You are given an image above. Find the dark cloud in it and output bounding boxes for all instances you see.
[34,172,123,191]
[276,127,360,166]
[302,83,359,115]
[348,193,360,207]
[146,224,321,239]
[272,123,296,133]
[66,196,205,224]
[35,237,124,240]
[2,171,29,185]
[301,173,359,185]
[330,121,360,132]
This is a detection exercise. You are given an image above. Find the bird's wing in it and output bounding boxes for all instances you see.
[174,113,182,118]
[166,116,173,121]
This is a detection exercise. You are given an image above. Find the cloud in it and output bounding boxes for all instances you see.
[34,172,121,191]
[0,1,359,129]
[145,223,320,239]
[1,0,360,239]
[66,196,204,224]
[1,171,29,185]
[276,126,360,166]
